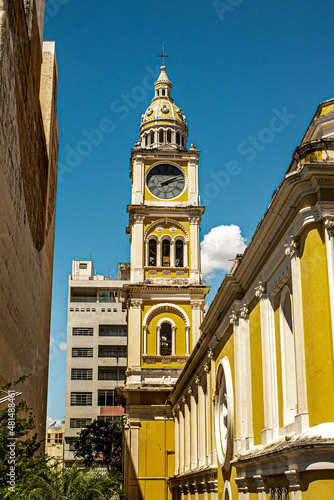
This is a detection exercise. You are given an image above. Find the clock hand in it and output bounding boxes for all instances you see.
[160,175,183,186]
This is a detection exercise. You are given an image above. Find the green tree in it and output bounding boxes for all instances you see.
[74,418,123,472]
[0,376,49,497]
[15,463,127,499]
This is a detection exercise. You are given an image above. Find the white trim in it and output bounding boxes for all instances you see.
[144,218,189,241]
[143,302,190,327]
[280,286,298,427]
[215,357,234,470]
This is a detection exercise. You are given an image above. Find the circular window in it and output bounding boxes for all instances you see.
[215,357,234,470]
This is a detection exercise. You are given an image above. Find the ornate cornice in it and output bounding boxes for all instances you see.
[284,236,300,258]
[239,304,249,320]
[255,281,267,300]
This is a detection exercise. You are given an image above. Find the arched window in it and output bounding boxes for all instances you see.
[175,240,183,267]
[148,240,157,266]
[280,287,297,426]
[181,135,184,147]
[162,239,170,267]
[167,130,171,143]
[176,132,180,145]
[162,89,165,96]
[160,322,172,356]
[144,135,147,147]
[159,129,164,143]
[150,131,154,145]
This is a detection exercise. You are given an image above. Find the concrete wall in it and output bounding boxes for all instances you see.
[0,0,58,450]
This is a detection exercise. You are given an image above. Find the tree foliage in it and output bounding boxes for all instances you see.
[16,464,127,499]
[0,376,49,496]
[74,418,123,472]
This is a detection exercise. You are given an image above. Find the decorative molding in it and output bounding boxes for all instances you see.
[207,348,214,360]
[229,310,238,325]
[253,475,266,492]
[204,363,210,373]
[215,357,234,471]
[191,300,204,310]
[131,214,145,224]
[269,266,291,297]
[123,414,130,430]
[189,216,201,224]
[195,376,200,385]
[239,304,249,319]
[129,299,142,309]
[187,386,193,395]
[325,217,334,235]
[143,302,190,327]
[144,218,189,241]
[284,236,300,258]
[255,281,267,299]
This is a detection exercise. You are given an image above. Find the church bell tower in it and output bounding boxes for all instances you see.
[122,55,210,499]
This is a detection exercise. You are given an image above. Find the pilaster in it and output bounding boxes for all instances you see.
[285,236,309,434]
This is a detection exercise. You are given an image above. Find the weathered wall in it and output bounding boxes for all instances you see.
[0,0,58,450]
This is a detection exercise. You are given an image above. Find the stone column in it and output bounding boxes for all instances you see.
[157,239,162,267]
[174,410,179,476]
[127,300,142,384]
[325,219,334,370]
[204,364,210,464]
[143,325,147,356]
[197,376,206,466]
[189,216,201,282]
[184,241,189,268]
[130,215,144,282]
[179,404,184,473]
[171,240,176,267]
[285,237,309,434]
[189,387,197,469]
[172,326,176,355]
[255,281,276,444]
[185,326,190,355]
[191,300,203,347]
[183,396,190,471]
[131,157,144,204]
[156,325,161,356]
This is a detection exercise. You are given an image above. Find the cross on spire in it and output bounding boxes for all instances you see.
[157,43,168,67]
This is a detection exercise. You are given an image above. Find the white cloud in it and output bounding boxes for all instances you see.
[59,341,67,351]
[47,415,61,429]
[201,224,247,278]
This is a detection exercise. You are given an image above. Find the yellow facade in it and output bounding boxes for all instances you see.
[168,97,334,499]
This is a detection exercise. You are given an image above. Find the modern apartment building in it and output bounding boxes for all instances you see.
[64,260,129,465]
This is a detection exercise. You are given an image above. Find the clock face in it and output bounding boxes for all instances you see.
[146,164,185,200]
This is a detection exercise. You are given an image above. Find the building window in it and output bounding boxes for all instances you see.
[159,129,164,143]
[280,287,297,426]
[68,440,77,452]
[99,291,118,303]
[70,418,92,428]
[70,392,92,406]
[175,240,184,267]
[99,325,127,337]
[72,327,93,336]
[150,131,154,145]
[167,130,171,143]
[72,348,93,358]
[79,263,87,269]
[119,369,126,381]
[149,239,157,266]
[98,389,117,406]
[176,132,180,145]
[162,239,170,267]
[160,323,172,356]
[71,369,93,381]
[98,346,127,358]
[98,368,117,381]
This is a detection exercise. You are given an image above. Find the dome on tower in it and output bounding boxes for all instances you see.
[139,65,188,150]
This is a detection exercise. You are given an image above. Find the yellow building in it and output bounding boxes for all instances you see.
[122,62,210,499]
[46,421,65,465]
[169,98,334,499]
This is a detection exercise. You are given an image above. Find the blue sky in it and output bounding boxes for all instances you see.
[44,0,334,420]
